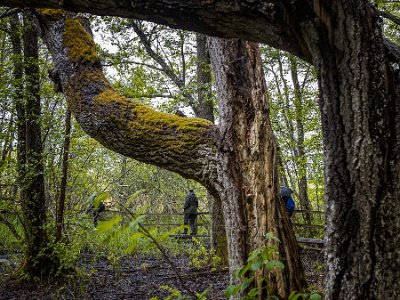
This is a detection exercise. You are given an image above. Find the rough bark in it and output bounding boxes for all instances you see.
[209,38,306,298]
[0,0,306,60]
[281,1,400,299]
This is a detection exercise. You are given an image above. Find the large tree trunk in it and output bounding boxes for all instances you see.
[209,38,306,298]
[282,2,400,299]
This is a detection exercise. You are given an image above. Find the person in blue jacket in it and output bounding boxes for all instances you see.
[280,186,295,217]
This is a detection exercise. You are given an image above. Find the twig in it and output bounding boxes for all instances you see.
[119,204,198,299]
[0,8,21,19]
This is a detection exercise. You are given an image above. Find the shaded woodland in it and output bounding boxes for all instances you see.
[0,1,399,299]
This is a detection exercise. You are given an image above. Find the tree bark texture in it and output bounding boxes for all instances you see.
[208,38,306,298]
[290,2,400,299]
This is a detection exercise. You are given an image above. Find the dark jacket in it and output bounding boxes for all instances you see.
[184,192,198,214]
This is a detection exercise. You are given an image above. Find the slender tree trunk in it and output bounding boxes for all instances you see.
[17,11,57,278]
[289,56,312,224]
[209,38,306,298]
[196,33,227,263]
[55,109,71,242]
[195,33,214,122]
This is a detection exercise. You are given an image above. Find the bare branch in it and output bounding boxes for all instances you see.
[0,7,20,19]
[377,9,400,26]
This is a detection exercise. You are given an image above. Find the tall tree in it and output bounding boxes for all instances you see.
[208,38,306,296]
[1,1,399,298]
[18,11,57,277]
[55,109,71,242]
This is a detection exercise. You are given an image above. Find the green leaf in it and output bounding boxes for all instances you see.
[288,291,304,300]
[240,277,254,292]
[310,294,322,300]
[238,264,250,277]
[247,288,259,298]
[247,249,261,262]
[125,189,146,207]
[128,215,145,231]
[225,284,239,297]
[250,261,263,271]
[96,215,122,232]
[264,260,285,271]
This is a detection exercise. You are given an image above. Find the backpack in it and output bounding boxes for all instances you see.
[285,196,295,212]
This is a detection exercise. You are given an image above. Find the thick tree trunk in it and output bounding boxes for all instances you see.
[209,38,306,298]
[284,2,400,299]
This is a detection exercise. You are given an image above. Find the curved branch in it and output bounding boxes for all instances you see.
[0,0,307,61]
[36,10,218,187]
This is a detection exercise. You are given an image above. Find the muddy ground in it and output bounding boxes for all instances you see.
[0,249,325,299]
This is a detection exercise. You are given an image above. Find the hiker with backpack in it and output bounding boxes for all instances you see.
[280,186,295,217]
[183,189,198,235]
[87,193,106,227]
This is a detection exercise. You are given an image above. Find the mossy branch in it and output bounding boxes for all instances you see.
[36,11,218,187]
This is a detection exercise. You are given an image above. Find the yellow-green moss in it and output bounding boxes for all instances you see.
[93,89,127,106]
[94,88,212,132]
[63,18,99,63]
[67,68,214,153]
[39,9,65,20]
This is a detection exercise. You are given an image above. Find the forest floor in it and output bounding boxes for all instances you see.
[0,248,325,300]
